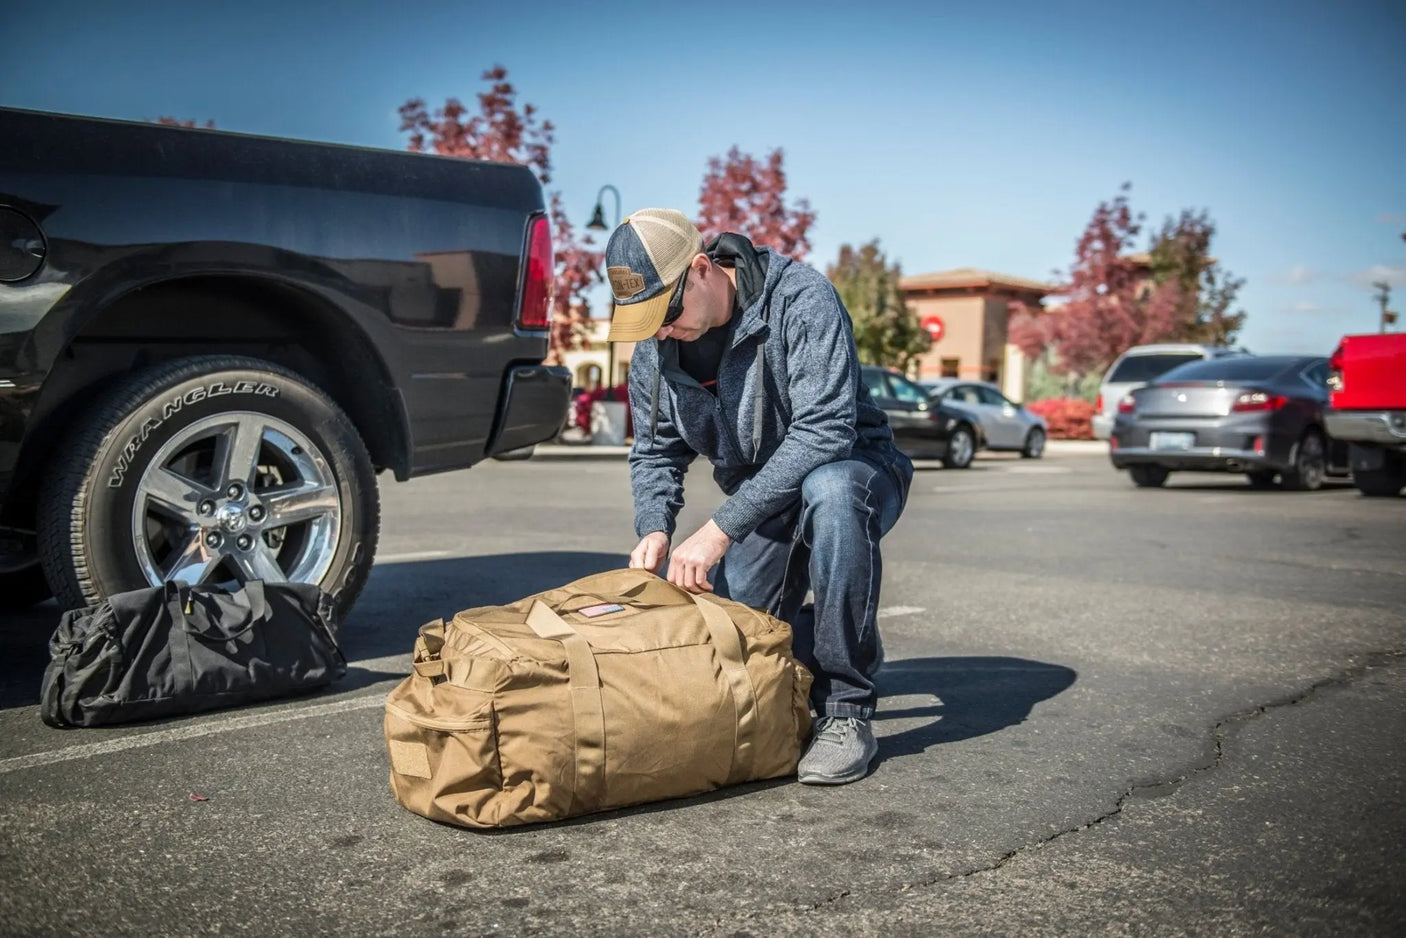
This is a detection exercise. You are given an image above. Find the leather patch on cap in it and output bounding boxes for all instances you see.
[608,266,647,299]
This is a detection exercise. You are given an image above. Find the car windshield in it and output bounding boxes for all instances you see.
[1157,357,1304,383]
[888,374,929,404]
[1106,353,1205,383]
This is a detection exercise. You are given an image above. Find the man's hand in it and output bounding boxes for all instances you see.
[629,532,671,574]
[667,519,732,593]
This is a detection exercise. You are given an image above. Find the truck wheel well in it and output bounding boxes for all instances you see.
[8,276,408,531]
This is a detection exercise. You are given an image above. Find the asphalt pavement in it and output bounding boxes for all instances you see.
[0,450,1402,937]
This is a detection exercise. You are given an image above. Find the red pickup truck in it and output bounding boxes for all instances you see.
[1324,333,1406,496]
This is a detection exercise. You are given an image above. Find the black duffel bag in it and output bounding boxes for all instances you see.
[41,580,347,728]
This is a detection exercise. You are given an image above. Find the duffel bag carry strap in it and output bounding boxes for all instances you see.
[528,587,761,791]
[525,602,607,816]
[691,595,759,784]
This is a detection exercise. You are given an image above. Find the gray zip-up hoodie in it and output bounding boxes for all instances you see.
[628,244,900,542]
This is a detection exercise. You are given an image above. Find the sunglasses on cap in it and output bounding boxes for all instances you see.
[661,266,689,328]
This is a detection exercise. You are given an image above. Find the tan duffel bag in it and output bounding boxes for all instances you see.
[383,569,813,828]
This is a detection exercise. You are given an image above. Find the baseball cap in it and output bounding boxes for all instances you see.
[604,208,704,342]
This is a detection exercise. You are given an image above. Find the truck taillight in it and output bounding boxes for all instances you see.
[1095,393,1104,413]
[1327,343,1344,393]
[1232,391,1286,412]
[518,214,553,330]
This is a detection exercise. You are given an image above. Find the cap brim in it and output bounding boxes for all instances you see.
[607,286,674,342]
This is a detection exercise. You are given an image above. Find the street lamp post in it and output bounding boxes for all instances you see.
[588,185,622,385]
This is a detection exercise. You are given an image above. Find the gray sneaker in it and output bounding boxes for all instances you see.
[797,716,878,785]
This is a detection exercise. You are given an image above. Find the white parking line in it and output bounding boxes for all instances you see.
[0,653,413,776]
[0,695,387,775]
[878,606,925,618]
[375,550,449,564]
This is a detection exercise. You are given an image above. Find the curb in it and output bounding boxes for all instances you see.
[532,440,1110,460]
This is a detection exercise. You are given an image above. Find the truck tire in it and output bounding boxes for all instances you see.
[1281,429,1326,492]
[38,356,379,624]
[1354,453,1405,497]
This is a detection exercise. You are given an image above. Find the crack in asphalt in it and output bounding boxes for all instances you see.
[709,649,1406,935]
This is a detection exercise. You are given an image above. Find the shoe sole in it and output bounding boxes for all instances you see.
[797,764,873,785]
[796,745,878,786]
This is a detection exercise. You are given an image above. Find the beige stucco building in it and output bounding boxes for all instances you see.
[577,266,1053,403]
[899,268,1052,401]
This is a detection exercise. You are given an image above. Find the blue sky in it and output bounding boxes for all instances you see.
[3,0,1403,355]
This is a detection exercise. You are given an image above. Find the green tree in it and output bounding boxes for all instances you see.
[1147,209,1247,346]
[826,240,930,371]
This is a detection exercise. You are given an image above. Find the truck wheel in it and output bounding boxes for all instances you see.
[942,425,976,469]
[1281,429,1326,492]
[38,356,379,624]
[1129,465,1169,488]
[1354,453,1405,497]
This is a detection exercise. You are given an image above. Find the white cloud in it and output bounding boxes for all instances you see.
[1283,265,1318,285]
[1349,265,1406,288]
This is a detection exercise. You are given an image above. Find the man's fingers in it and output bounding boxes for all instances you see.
[666,557,712,594]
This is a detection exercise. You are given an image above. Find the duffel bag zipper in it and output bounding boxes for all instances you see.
[385,702,492,732]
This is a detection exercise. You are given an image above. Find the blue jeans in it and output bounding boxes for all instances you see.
[715,453,912,719]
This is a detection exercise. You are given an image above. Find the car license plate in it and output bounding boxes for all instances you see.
[1150,431,1195,450]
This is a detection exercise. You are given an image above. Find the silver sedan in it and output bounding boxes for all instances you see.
[921,379,1048,457]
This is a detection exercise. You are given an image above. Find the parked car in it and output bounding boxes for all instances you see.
[1092,344,1243,439]
[920,379,1048,458]
[1109,355,1349,489]
[0,108,571,613]
[1323,333,1406,497]
[861,366,981,468]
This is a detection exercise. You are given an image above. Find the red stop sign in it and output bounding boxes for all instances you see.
[922,314,945,342]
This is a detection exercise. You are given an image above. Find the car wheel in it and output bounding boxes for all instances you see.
[942,425,975,469]
[1129,465,1169,488]
[1280,429,1326,492]
[1021,428,1046,459]
[1354,453,1405,497]
[0,558,52,611]
[1246,469,1278,489]
[38,355,380,623]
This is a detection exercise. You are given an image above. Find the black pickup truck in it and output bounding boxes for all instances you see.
[0,108,571,616]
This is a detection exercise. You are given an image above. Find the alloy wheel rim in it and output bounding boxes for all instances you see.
[129,412,343,590]
[953,431,973,465]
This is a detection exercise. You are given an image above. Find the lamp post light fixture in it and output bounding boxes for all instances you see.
[586,184,625,388]
[587,184,621,232]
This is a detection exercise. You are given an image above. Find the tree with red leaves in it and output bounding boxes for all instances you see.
[1013,186,1248,379]
[399,66,601,364]
[696,147,816,262]
[1011,185,1184,377]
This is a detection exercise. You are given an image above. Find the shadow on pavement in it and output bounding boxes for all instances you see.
[874,656,1077,761]
[339,550,626,661]
[0,550,626,710]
